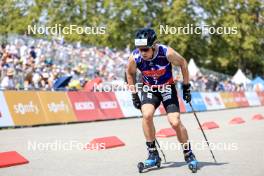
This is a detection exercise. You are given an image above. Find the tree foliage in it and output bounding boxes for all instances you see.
[0,0,263,76]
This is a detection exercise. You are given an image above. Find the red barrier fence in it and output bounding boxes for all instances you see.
[0,91,263,127]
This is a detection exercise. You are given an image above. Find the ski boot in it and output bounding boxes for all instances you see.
[137,148,161,173]
[184,151,198,173]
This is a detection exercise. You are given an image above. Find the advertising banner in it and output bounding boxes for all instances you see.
[232,92,249,107]
[0,92,14,127]
[4,91,47,126]
[94,92,124,119]
[200,92,225,110]
[114,91,142,117]
[67,91,105,121]
[182,92,207,112]
[244,92,261,106]
[38,91,77,123]
[219,92,239,108]
[256,91,264,105]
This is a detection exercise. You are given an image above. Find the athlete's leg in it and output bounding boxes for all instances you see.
[167,112,189,145]
[141,90,161,142]
[140,90,162,166]
[141,104,156,142]
[161,85,190,150]
[161,85,197,170]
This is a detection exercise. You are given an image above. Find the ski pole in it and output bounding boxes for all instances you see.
[155,138,166,163]
[189,102,217,163]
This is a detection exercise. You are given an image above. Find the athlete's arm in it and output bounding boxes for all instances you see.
[126,54,137,93]
[167,47,189,85]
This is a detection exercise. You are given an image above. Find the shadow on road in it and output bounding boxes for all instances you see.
[142,161,228,173]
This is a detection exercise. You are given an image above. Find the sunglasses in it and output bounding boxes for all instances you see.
[139,47,151,52]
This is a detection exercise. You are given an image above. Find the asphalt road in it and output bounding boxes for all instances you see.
[0,106,264,176]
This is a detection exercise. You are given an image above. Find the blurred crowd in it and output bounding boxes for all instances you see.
[189,73,246,92]
[0,36,129,90]
[0,36,251,92]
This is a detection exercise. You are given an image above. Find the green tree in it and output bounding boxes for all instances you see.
[160,0,209,65]
[0,0,49,36]
[196,0,264,77]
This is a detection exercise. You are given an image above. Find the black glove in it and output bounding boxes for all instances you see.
[182,83,191,103]
[132,93,141,109]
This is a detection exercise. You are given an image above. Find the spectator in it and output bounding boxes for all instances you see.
[1,68,15,89]
[23,66,34,90]
[0,35,252,92]
[40,72,50,90]
[29,46,37,59]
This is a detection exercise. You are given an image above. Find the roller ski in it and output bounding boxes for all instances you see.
[184,151,198,173]
[137,142,161,173]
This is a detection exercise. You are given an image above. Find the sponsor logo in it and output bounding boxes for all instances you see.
[48,101,69,113]
[100,101,117,109]
[161,91,171,101]
[228,98,234,103]
[205,96,212,106]
[241,97,247,102]
[14,101,39,115]
[74,101,95,110]
[142,68,166,78]
[214,97,221,105]
[234,96,241,102]
[135,38,147,46]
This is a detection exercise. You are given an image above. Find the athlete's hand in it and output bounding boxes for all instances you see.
[182,83,191,103]
[132,93,141,109]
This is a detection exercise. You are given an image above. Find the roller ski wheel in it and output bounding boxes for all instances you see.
[137,162,144,173]
[185,151,198,173]
[188,160,198,173]
[156,160,161,168]
[137,153,161,173]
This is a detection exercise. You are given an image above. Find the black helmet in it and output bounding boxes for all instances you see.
[135,28,157,47]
